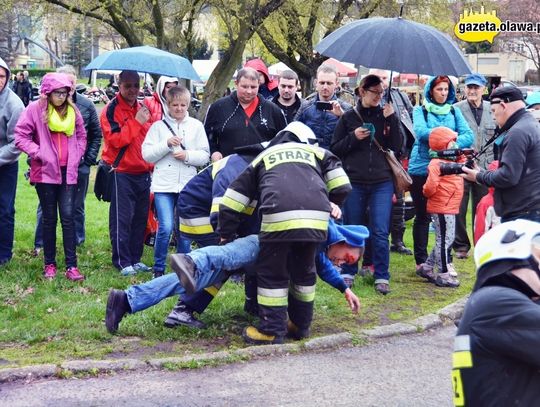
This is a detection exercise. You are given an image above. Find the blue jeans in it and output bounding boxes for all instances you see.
[341,180,394,284]
[153,192,189,272]
[0,161,18,263]
[126,235,260,313]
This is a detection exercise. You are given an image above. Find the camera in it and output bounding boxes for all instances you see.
[438,148,476,176]
[315,101,333,111]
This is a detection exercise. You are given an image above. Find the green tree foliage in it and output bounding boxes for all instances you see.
[65,27,91,74]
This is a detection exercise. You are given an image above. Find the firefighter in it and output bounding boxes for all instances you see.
[453,219,540,406]
[166,143,266,328]
[218,121,352,345]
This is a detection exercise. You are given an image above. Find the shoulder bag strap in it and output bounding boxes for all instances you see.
[162,119,186,149]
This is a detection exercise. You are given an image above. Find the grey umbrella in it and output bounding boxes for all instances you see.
[315,17,472,77]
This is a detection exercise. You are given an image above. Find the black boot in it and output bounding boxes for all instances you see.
[390,241,413,255]
[164,300,206,329]
[105,289,131,334]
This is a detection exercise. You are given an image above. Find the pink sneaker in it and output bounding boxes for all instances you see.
[43,264,57,279]
[65,266,85,281]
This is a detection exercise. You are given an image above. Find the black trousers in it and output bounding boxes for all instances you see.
[256,241,318,337]
[409,174,430,265]
[109,171,151,270]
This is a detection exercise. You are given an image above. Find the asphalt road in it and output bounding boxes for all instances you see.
[0,325,456,407]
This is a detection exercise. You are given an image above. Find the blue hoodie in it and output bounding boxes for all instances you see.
[0,57,24,166]
[408,76,473,176]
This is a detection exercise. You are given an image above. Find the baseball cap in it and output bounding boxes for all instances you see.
[490,86,525,104]
[464,73,487,87]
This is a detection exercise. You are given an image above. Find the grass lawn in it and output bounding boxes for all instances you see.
[0,162,476,368]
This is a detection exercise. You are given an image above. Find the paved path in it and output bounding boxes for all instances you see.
[0,325,456,407]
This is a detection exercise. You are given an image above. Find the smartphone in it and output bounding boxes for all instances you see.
[361,122,376,138]
[315,101,334,111]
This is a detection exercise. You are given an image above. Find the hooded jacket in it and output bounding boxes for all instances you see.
[218,123,351,242]
[0,58,24,166]
[144,76,179,123]
[15,73,87,185]
[244,58,278,100]
[142,114,209,193]
[409,76,473,176]
[423,127,464,214]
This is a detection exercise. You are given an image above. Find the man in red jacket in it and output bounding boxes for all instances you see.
[100,70,154,275]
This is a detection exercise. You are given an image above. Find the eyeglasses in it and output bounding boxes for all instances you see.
[366,89,384,96]
[51,90,69,98]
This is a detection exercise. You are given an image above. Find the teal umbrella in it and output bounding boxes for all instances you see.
[85,46,200,81]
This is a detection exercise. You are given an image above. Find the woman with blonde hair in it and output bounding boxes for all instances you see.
[15,73,87,280]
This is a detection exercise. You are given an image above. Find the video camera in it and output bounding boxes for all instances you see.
[438,148,477,176]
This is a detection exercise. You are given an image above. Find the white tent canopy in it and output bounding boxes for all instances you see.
[268,61,292,76]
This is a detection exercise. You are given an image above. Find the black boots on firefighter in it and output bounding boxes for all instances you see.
[170,253,198,294]
[242,326,284,345]
[286,320,310,340]
[164,300,207,329]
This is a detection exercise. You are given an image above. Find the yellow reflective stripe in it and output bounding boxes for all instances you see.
[327,175,350,191]
[210,197,222,214]
[478,251,493,267]
[453,351,473,369]
[204,285,220,297]
[225,189,251,205]
[454,335,471,352]
[452,370,465,406]
[258,294,288,306]
[263,210,329,223]
[290,284,316,302]
[210,204,219,214]
[180,217,211,227]
[325,168,347,183]
[261,218,328,232]
[211,156,230,179]
[222,195,246,213]
[179,224,214,234]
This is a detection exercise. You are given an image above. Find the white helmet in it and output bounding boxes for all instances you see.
[474,219,540,270]
[281,121,318,146]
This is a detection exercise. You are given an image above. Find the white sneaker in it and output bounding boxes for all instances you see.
[447,263,458,277]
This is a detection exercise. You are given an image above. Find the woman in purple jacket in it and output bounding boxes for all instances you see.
[15,73,87,281]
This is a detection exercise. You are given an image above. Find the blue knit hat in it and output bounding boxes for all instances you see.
[334,224,369,248]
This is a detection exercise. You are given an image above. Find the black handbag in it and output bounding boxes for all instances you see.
[94,147,127,202]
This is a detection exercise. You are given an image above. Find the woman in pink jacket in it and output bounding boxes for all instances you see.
[15,73,87,281]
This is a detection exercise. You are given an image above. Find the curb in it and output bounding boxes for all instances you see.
[0,296,468,384]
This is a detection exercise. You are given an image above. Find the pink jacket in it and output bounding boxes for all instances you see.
[15,99,86,185]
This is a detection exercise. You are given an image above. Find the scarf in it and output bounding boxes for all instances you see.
[423,100,452,116]
[48,104,75,136]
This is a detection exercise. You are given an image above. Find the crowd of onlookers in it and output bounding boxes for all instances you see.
[2,55,540,306]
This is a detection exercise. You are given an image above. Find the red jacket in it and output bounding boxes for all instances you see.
[100,94,153,174]
[423,158,464,214]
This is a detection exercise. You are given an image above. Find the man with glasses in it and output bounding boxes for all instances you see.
[462,86,540,222]
[295,64,351,150]
[0,57,24,266]
[100,70,154,275]
[453,73,495,259]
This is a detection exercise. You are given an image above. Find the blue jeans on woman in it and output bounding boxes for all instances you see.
[153,192,191,273]
[341,180,394,284]
[126,235,259,313]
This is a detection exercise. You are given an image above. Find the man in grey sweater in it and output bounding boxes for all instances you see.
[0,57,24,265]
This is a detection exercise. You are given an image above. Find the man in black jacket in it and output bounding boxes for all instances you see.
[454,219,540,406]
[204,67,286,162]
[462,86,540,222]
[33,65,102,253]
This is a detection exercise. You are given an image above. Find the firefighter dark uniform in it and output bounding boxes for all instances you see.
[172,148,263,324]
[218,122,351,343]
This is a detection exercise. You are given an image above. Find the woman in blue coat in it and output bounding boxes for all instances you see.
[409,76,473,275]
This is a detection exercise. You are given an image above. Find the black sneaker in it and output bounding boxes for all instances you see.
[169,254,197,294]
[390,243,413,255]
[105,289,131,334]
[164,301,206,329]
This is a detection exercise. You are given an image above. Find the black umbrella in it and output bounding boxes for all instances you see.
[315,17,472,77]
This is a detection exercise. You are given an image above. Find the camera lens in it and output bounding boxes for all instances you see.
[439,162,465,176]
